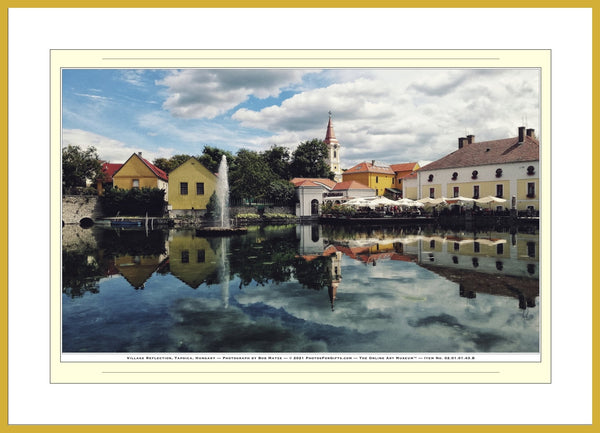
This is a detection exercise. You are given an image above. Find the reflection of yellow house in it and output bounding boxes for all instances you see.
[114,254,168,289]
[168,157,217,216]
[113,152,169,199]
[168,230,217,288]
[342,161,395,196]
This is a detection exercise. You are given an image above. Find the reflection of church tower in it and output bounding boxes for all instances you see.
[328,251,343,311]
[324,112,343,182]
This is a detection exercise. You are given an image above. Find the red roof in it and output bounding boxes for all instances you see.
[345,161,395,175]
[390,162,418,173]
[332,180,371,190]
[290,178,337,189]
[113,153,168,181]
[99,162,123,182]
[323,114,338,145]
[140,156,168,181]
[421,134,539,171]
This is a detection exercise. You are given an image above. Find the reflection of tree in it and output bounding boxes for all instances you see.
[293,256,333,291]
[62,250,101,297]
[96,228,168,257]
[226,226,298,288]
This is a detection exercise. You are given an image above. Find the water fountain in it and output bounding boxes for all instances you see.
[215,155,230,228]
[196,155,247,235]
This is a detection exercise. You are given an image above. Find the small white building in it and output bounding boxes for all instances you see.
[417,126,540,212]
[291,178,376,218]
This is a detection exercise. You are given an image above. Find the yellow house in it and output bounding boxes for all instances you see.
[168,157,217,216]
[168,230,217,288]
[112,152,169,199]
[342,161,395,196]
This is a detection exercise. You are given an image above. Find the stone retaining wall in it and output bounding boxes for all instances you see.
[62,195,103,225]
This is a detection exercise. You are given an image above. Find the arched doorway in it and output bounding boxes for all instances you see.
[310,199,320,216]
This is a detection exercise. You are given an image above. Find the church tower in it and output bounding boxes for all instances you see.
[324,112,343,182]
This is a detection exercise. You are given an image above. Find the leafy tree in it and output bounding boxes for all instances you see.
[262,145,291,180]
[62,145,102,190]
[230,149,274,202]
[289,139,333,179]
[152,154,191,173]
[99,187,166,216]
[265,179,295,204]
[197,146,237,174]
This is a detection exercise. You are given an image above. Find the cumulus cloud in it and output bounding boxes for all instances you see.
[62,129,169,163]
[231,69,540,167]
[157,69,308,119]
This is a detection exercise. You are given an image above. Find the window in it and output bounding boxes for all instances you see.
[180,182,188,195]
[429,188,435,198]
[473,185,480,199]
[375,176,379,183]
[527,242,536,258]
[392,178,395,184]
[197,249,205,263]
[196,182,204,195]
[333,150,337,158]
[429,240,435,248]
[497,243,504,255]
[527,182,535,198]
[453,186,459,197]
[181,250,189,264]
[473,242,480,253]
[132,179,140,189]
[496,184,503,198]
[453,242,460,251]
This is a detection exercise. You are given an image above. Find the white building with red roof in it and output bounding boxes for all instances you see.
[291,177,375,218]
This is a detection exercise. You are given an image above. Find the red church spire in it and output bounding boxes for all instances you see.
[324,111,338,144]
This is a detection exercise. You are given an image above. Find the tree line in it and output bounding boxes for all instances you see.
[152,139,333,203]
[62,139,334,204]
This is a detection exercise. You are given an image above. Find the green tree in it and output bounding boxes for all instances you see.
[262,145,291,180]
[289,139,333,179]
[265,179,295,204]
[152,154,191,173]
[230,149,274,202]
[197,146,237,174]
[62,145,102,191]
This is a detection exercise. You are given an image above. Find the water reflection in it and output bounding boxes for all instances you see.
[62,223,540,353]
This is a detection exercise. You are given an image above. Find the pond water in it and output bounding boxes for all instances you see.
[61,223,540,356]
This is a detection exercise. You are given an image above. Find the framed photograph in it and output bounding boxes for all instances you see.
[51,49,551,384]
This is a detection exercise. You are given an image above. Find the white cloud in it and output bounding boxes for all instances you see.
[62,129,165,163]
[232,69,540,168]
[157,69,308,119]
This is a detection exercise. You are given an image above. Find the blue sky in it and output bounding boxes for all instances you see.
[62,68,540,169]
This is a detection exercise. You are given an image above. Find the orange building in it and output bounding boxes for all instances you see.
[342,161,395,196]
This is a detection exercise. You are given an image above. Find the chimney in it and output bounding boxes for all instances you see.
[138,151,142,156]
[372,160,375,166]
[518,126,526,142]
[526,128,535,138]
[466,134,475,144]
[458,137,467,149]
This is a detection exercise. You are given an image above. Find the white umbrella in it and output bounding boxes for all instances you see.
[370,196,399,207]
[474,195,507,205]
[396,198,424,208]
